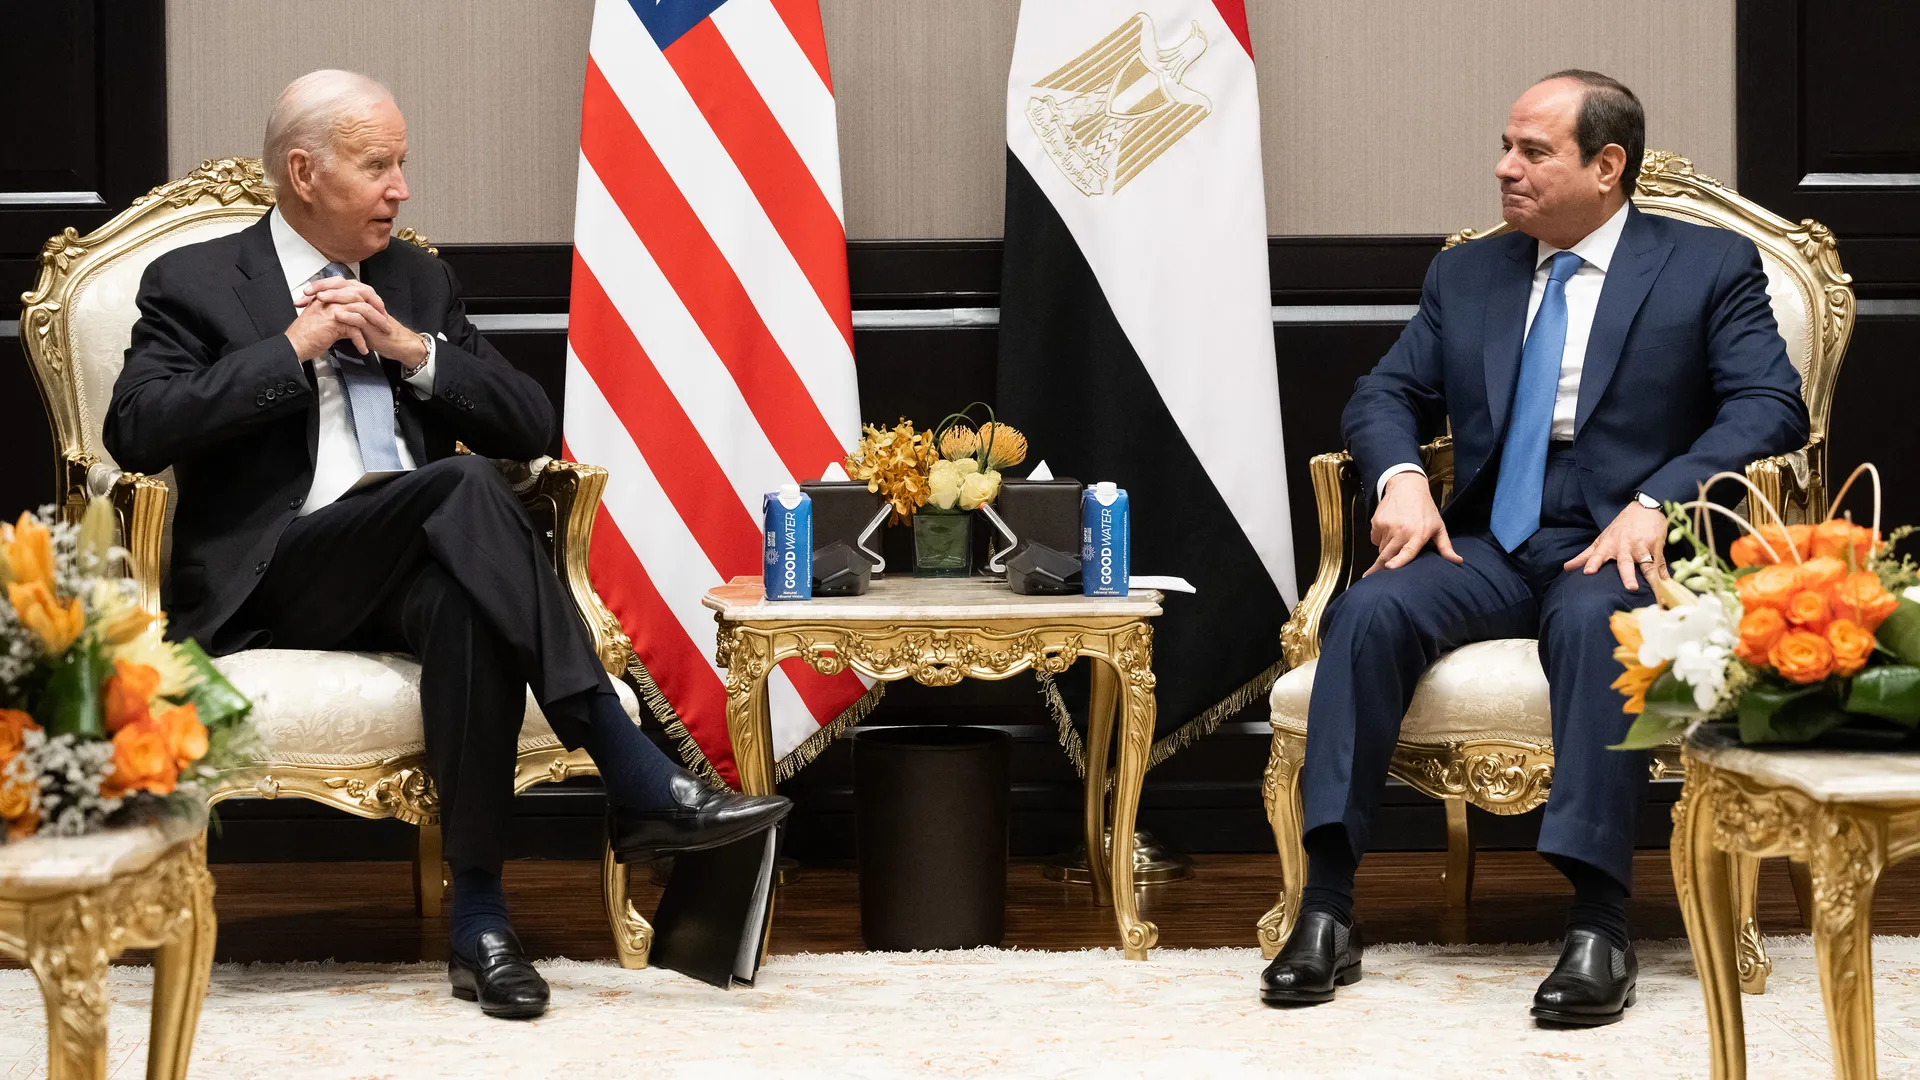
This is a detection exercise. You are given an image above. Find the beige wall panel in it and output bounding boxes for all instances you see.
[167,0,593,244]
[1255,0,1736,234]
[167,0,1732,242]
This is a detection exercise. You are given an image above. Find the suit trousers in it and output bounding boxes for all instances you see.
[242,455,614,868]
[1300,446,1656,888]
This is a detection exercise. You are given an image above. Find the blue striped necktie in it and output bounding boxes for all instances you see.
[1489,250,1583,551]
[312,262,404,472]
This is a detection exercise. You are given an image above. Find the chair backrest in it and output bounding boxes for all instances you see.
[1444,150,1854,479]
[18,157,436,551]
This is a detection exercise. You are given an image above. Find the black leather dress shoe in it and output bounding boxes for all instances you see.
[1260,911,1363,1006]
[608,771,794,864]
[1531,929,1637,1026]
[449,928,549,1020]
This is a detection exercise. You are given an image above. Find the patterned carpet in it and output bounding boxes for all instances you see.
[4,938,1919,1078]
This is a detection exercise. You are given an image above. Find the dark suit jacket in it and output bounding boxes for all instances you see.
[1343,206,1810,531]
[103,214,554,653]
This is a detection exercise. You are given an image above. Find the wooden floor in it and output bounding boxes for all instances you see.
[160,850,1920,964]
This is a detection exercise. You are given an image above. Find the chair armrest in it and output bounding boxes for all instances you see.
[1278,437,1453,667]
[507,457,636,679]
[1743,436,1825,526]
[62,452,168,612]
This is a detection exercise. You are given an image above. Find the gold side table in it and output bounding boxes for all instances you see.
[704,575,1166,958]
[1672,733,1920,1080]
[0,807,217,1080]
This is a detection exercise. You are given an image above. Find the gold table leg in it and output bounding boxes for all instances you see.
[1081,661,1118,906]
[1809,807,1885,1080]
[1733,854,1771,995]
[146,844,216,1080]
[1673,773,1746,1080]
[724,631,777,797]
[1106,627,1160,960]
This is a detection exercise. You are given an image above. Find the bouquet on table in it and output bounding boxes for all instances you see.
[1,500,255,841]
[843,403,1028,576]
[1612,466,1920,750]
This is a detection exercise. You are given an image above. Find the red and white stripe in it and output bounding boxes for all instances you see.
[566,0,867,787]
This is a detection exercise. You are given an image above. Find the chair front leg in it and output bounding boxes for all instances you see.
[602,841,653,969]
[413,823,446,919]
[1443,797,1475,910]
[1257,729,1307,959]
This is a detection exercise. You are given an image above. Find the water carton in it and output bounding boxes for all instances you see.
[763,483,812,601]
[1080,482,1129,597]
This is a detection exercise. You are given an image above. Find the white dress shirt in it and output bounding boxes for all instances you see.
[269,208,437,515]
[1376,200,1632,498]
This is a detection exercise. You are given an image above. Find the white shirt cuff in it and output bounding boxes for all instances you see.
[400,334,436,397]
[1376,462,1426,500]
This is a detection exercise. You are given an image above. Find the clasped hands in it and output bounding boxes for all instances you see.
[1367,471,1669,590]
[285,277,428,368]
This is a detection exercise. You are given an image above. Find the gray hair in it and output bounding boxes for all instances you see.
[263,70,395,196]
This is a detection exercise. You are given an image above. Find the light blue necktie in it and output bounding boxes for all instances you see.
[312,262,405,472]
[1490,250,1583,551]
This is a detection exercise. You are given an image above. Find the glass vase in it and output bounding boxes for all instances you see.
[912,509,974,577]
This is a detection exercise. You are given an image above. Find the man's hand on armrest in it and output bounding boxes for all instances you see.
[1367,471,1461,576]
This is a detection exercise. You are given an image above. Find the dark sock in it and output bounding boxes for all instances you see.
[1301,823,1359,926]
[576,686,684,812]
[1546,853,1631,952]
[450,864,512,959]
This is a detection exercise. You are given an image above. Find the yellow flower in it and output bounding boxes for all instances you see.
[1,512,55,592]
[1608,609,1666,714]
[958,469,1001,510]
[928,459,964,510]
[108,624,195,698]
[938,424,980,461]
[975,422,1028,469]
[8,581,85,656]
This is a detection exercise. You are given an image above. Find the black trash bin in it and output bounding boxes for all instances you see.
[853,725,1011,950]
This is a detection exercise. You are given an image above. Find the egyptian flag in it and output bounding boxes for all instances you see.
[997,1,1296,763]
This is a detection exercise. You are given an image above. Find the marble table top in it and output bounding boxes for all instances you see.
[1692,740,1920,804]
[703,575,1164,622]
[0,802,205,898]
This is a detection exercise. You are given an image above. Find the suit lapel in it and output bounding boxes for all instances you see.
[233,216,296,342]
[1574,208,1673,434]
[1481,232,1536,441]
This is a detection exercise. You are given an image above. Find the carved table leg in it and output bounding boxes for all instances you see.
[26,898,112,1080]
[1733,853,1771,996]
[1809,807,1884,1080]
[1256,729,1306,959]
[723,630,777,796]
[602,839,654,970]
[1082,661,1118,907]
[1105,627,1159,960]
[1673,772,1746,1080]
[148,844,216,1080]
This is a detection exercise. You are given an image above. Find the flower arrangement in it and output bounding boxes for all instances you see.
[0,501,255,841]
[1611,466,1920,749]
[842,405,1030,520]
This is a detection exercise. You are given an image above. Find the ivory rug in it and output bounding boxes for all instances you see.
[4,939,1920,1079]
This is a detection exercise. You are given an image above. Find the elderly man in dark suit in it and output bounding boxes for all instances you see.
[105,70,788,1020]
[1259,71,1808,1024]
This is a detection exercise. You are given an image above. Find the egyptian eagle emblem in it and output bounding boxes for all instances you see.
[1025,12,1212,197]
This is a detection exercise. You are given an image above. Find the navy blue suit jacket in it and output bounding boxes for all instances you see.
[1343,206,1809,531]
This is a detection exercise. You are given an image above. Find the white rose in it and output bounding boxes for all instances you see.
[928,459,962,510]
[958,468,1001,511]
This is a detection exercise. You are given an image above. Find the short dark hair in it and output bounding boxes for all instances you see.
[1537,69,1646,196]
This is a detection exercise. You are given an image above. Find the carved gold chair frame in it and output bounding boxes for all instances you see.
[1258,152,1854,992]
[17,158,654,969]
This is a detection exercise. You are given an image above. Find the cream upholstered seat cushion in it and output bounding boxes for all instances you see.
[1269,639,1553,747]
[213,649,642,767]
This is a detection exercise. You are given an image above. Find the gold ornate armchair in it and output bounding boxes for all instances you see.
[17,158,655,969]
[1256,152,1854,993]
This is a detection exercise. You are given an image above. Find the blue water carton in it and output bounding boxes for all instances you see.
[1080,481,1129,597]
[763,483,812,601]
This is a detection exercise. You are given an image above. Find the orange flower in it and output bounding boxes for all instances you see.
[101,605,158,646]
[0,709,38,764]
[0,512,55,591]
[1735,607,1788,665]
[7,581,84,655]
[103,718,178,798]
[102,661,161,733]
[1733,523,1813,567]
[1812,520,1879,565]
[157,703,207,770]
[1797,556,1849,594]
[1738,564,1801,615]
[1770,629,1836,684]
[0,775,36,841]
[1828,620,1876,678]
[1832,571,1900,632]
[1786,589,1832,632]
[1608,610,1667,714]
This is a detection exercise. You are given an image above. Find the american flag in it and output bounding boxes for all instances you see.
[563,0,869,788]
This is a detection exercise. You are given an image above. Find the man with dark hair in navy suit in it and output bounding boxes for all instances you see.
[1259,71,1808,1024]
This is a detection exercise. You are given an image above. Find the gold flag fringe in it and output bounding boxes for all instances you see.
[1037,657,1287,792]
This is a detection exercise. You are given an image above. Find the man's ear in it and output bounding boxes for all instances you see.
[285,149,318,205]
[1594,144,1628,196]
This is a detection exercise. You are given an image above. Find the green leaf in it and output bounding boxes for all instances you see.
[1732,565,1763,580]
[164,639,252,731]
[1843,665,1920,725]
[1876,600,1920,667]
[1610,709,1692,750]
[1640,670,1701,718]
[1739,681,1847,744]
[34,638,111,738]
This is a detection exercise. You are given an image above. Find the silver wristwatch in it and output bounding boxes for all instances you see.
[401,332,432,377]
[1634,491,1660,511]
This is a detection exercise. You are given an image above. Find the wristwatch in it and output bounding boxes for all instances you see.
[1634,491,1661,511]
[401,331,433,377]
